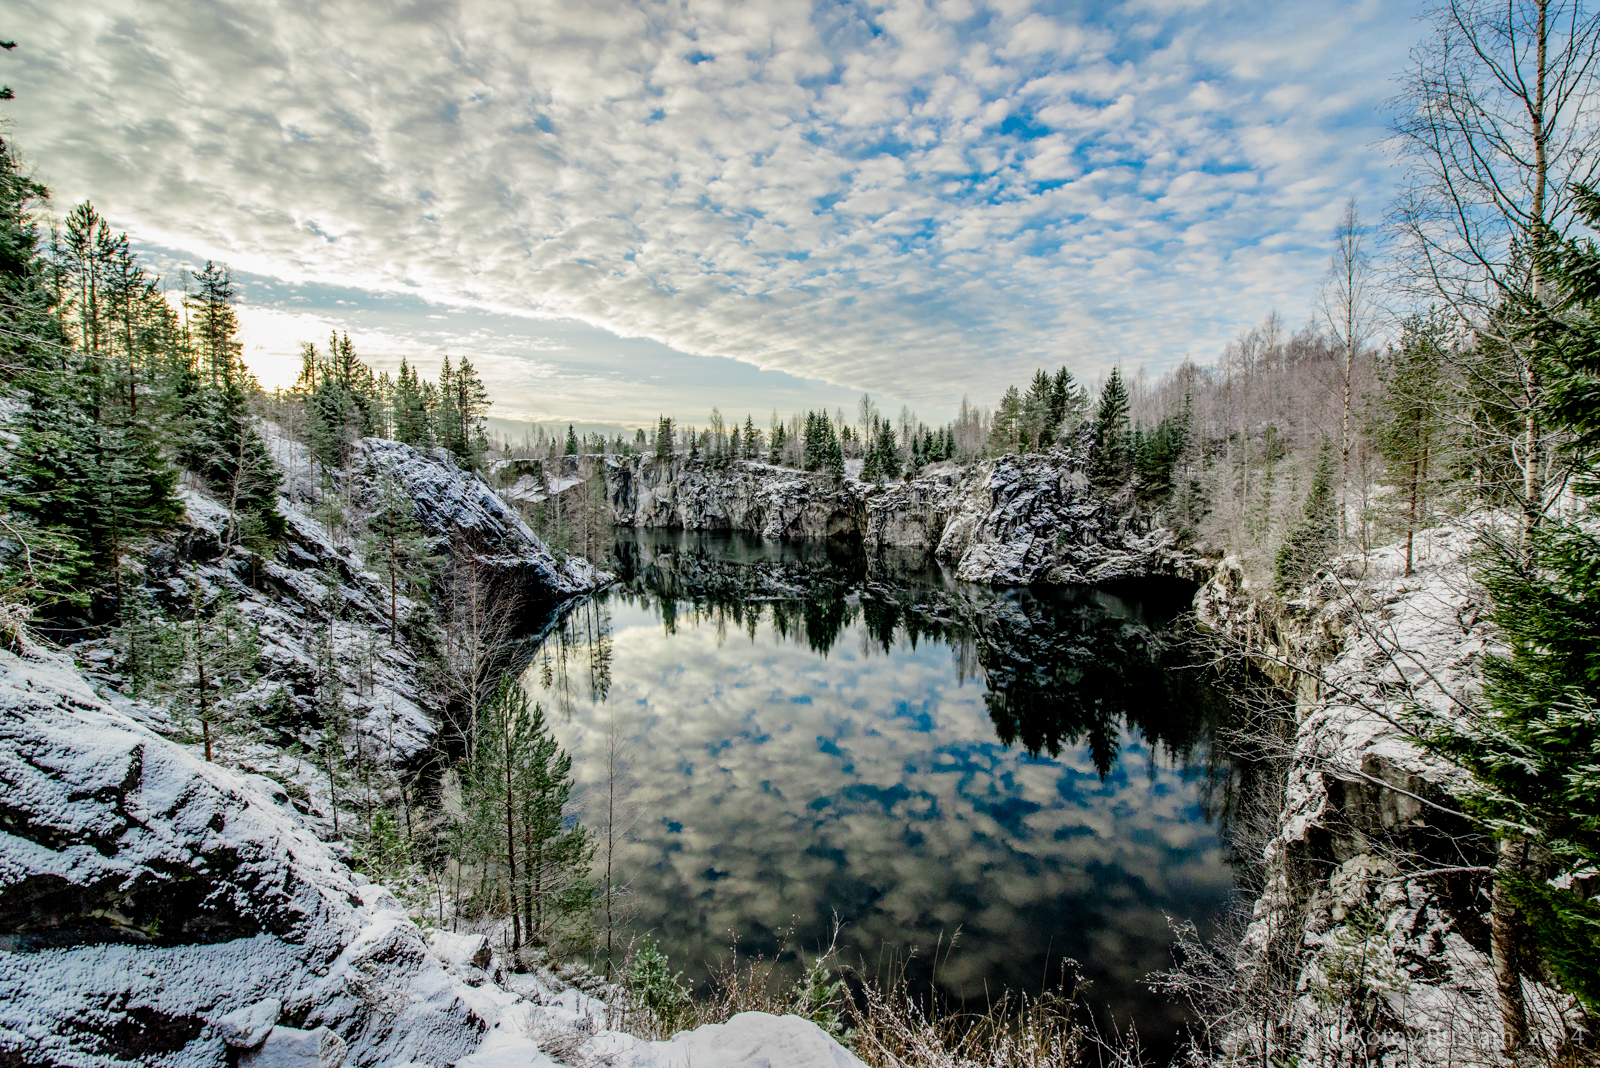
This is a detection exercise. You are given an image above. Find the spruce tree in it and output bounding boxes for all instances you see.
[743,414,759,459]
[988,385,1023,456]
[1024,369,1056,450]
[1050,366,1086,429]
[187,261,243,387]
[871,418,900,481]
[3,192,182,606]
[768,421,786,465]
[1410,188,1600,1015]
[1090,367,1131,487]
[651,416,671,462]
[564,424,579,457]
[153,580,263,762]
[1272,441,1338,593]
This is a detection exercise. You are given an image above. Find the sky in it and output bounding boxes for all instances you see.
[5,0,1421,428]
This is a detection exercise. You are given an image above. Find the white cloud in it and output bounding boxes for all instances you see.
[5,0,1419,420]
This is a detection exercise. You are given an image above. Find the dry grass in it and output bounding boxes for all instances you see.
[611,928,1143,1068]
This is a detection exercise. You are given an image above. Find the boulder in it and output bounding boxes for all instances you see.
[0,646,503,1068]
[241,1026,347,1068]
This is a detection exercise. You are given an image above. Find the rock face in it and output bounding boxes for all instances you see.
[1193,523,1576,1062]
[604,442,1210,587]
[358,439,607,595]
[0,646,866,1068]
[0,646,506,1067]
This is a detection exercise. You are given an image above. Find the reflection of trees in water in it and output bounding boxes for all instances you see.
[539,531,1232,785]
[536,596,613,717]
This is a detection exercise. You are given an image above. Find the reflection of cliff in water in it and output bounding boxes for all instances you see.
[555,528,1229,780]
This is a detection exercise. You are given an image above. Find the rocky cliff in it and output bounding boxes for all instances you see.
[603,442,1211,586]
[1192,523,1579,1063]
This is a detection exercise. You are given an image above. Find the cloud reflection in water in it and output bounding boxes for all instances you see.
[521,536,1234,1038]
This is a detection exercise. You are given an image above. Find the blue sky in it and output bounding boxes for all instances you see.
[6,0,1419,427]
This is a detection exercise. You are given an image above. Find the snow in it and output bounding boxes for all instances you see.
[218,999,281,1049]
[1197,518,1582,1062]
[240,1025,346,1068]
[646,1013,866,1068]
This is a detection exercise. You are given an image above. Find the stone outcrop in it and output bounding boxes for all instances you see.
[1192,523,1578,1062]
[358,438,607,595]
[604,442,1212,587]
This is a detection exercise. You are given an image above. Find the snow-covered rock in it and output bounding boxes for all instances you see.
[218,999,282,1049]
[0,646,508,1067]
[240,1026,346,1068]
[0,647,870,1068]
[648,1012,865,1068]
[604,439,1211,587]
[1193,521,1578,1062]
[357,439,610,596]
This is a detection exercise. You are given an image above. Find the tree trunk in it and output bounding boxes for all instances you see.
[1493,837,1529,1056]
[199,658,212,763]
[505,754,520,953]
[389,534,398,646]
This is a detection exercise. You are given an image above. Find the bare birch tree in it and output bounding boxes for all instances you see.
[436,545,520,763]
[1320,200,1376,545]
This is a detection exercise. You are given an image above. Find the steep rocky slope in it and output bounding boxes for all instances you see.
[603,441,1210,586]
[359,438,605,595]
[0,644,863,1068]
[0,430,866,1067]
[1194,523,1579,1062]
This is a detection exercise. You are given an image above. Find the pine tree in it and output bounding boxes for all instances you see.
[564,424,579,456]
[449,357,491,468]
[465,676,593,954]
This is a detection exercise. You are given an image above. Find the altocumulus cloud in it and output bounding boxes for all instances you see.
[6,0,1416,420]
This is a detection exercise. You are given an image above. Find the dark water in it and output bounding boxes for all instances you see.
[522,530,1236,1050]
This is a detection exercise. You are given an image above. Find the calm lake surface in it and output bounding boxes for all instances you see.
[522,529,1237,1045]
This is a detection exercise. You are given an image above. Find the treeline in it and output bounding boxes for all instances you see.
[0,159,281,616]
[284,335,492,474]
